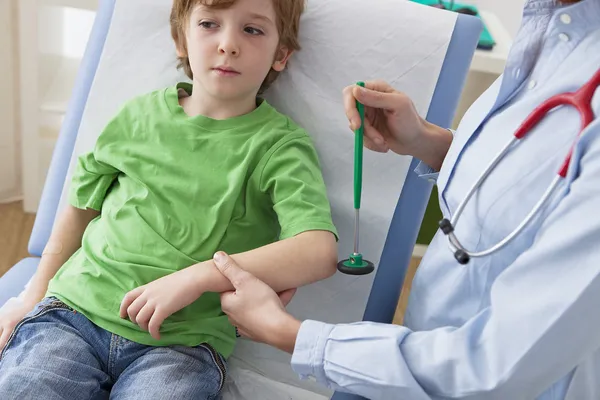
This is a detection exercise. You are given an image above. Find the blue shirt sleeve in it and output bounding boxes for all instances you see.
[291,121,600,399]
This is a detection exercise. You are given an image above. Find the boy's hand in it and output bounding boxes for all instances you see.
[0,301,36,352]
[119,267,205,340]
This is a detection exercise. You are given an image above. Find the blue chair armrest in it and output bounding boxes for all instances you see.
[0,258,40,306]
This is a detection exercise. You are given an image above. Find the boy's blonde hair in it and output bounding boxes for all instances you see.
[170,0,305,94]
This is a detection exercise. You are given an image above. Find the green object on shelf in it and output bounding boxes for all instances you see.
[409,0,496,50]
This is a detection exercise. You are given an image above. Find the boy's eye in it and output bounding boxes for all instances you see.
[244,27,264,35]
[199,21,217,29]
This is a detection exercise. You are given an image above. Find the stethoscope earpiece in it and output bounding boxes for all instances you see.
[439,219,470,264]
[454,250,470,265]
[439,218,454,234]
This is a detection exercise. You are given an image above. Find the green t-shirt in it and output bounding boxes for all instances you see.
[47,83,337,358]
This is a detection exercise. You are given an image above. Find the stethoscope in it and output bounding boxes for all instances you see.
[440,67,600,265]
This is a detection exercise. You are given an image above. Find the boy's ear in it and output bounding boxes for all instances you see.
[176,43,187,58]
[174,31,188,58]
[272,46,293,72]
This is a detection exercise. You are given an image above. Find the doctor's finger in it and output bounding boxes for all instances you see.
[213,252,254,289]
[343,85,362,131]
[362,80,396,93]
[363,119,389,153]
[352,83,403,111]
[219,291,239,314]
[363,135,385,153]
[277,288,297,307]
[237,327,251,339]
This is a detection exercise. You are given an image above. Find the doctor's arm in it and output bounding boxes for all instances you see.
[286,123,600,399]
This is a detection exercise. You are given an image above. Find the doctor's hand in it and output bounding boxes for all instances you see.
[343,80,453,171]
[120,267,205,340]
[213,252,302,354]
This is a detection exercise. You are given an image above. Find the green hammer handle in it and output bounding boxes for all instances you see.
[354,81,365,210]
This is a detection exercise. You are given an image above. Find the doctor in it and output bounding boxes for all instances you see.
[213,0,600,398]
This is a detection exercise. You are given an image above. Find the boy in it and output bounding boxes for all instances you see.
[0,0,338,398]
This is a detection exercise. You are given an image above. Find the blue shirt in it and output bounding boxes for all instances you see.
[291,1,600,399]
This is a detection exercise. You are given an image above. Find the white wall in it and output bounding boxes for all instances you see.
[467,0,527,38]
[0,0,21,204]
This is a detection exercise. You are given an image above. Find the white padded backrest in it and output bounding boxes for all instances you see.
[57,0,456,397]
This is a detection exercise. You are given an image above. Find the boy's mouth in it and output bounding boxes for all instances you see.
[212,66,241,77]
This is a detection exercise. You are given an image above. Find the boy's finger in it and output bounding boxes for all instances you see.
[0,328,9,352]
[136,304,155,332]
[148,311,166,340]
[120,287,143,318]
[127,296,147,323]
[213,252,252,289]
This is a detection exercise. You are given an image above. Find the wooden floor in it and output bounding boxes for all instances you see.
[0,201,420,324]
[0,201,36,277]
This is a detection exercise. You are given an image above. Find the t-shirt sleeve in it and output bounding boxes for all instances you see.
[260,134,338,240]
[69,108,128,211]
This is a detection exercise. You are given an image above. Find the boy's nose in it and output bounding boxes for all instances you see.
[219,46,238,56]
[218,36,240,56]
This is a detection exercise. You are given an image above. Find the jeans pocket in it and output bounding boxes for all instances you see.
[0,297,73,361]
[197,343,228,393]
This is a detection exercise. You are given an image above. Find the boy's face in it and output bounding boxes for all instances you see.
[179,0,291,101]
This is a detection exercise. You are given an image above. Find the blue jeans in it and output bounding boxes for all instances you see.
[0,297,227,399]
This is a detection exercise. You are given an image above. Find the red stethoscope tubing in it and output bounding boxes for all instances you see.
[514,67,600,177]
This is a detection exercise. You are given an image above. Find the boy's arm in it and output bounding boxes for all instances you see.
[20,205,99,308]
[190,229,337,294]
[194,133,339,293]
[120,229,337,340]
[23,104,126,307]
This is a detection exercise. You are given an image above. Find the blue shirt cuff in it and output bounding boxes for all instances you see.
[414,161,439,183]
[291,319,335,384]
